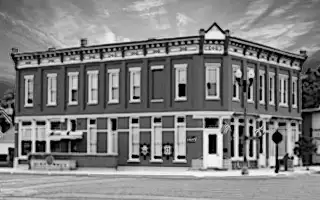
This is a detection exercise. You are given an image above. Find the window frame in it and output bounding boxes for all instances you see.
[205,63,220,100]
[279,74,289,107]
[68,72,79,105]
[24,75,34,107]
[87,70,99,105]
[128,117,140,162]
[259,70,265,104]
[47,73,57,106]
[173,116,187,163]
[151,116,163,163]
[150,65,164,102]
[232,65,240,101]
[292,77,298,108]
[108,69,120,104]
[247,67,254,103]
[269,72,275,105]
[174,64,188,101]
[129,67,141,103]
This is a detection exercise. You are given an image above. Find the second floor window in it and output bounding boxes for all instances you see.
[292,77,298,108]
[24,75,34,107]
[259,71,265,104]
[108,69,120,103]
[47,73,57,106]
[279,75,288,106]
[232,65,240,100]
[129,67,141,102]
[247,68,254,102]
[205,63,220,99]
[175,64,187,101]
[68,72,79,105]
[269,73,275,105]
[88,70,98,104]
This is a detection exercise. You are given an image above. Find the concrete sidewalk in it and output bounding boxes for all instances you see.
[0,166,318,178]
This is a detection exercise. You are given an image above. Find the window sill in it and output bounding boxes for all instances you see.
[247,100,254,104]
[68,102,78,106]
[269,102,275,106]
[87,101,98,105]
[232,98,240,102]
[175,98,187,102]
[205,96,220,101]
[259,101,265,105]
[47,103,57,107]
[127,159,140,163]
[173,159,187,164]
[151,99,164,103]
[150,159,163,163]
[108,100,119,104]
[24,104,33,108]
[292,105,298,109]
[129,100,141,104]
[279,104,288,107]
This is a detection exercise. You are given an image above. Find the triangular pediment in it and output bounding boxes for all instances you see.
[205,22,226,40]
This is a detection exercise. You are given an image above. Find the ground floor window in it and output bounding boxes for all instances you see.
[21,141,31,156]
[152,117,162,160]
[175,116,186,160]
[130,118,140,159]
[36,141,46,152]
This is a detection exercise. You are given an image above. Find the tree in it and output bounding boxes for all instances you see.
[293,134,318,170]
[0,88,15,133]
[302,68,320,109]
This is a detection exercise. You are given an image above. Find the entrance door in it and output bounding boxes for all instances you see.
[204,130,222,168]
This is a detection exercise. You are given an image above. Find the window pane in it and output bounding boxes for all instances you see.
[238,125,244,156]
[72,76,78,89]
[249,126,253,157]
[207,83,217,96]
[92,89,98,101]
[133,72,140,86]
[208,134,217,154]
[154,126,162,156]
[92,75,98,89]
[133,86,140,99]
[132,127,140,156]
[178,84,186,97]
[111,88,119,100]
[71,90,78,101]
[112,74,119,87]
[178,69,186,83]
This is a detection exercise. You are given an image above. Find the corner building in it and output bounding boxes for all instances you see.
[11,22,307,170]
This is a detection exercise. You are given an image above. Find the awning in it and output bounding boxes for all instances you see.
[49,131,83,141]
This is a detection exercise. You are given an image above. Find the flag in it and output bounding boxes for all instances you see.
[0,106,12,125]
[255,125,265,137]
[221,122,231,134]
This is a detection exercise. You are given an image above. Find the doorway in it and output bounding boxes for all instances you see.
[204,130,223,169]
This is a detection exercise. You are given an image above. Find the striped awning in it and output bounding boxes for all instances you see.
[49,131,83,141]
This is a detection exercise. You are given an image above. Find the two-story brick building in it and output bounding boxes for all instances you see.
[10,22,307,170]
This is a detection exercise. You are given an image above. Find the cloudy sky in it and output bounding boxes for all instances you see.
[0,0,320,81]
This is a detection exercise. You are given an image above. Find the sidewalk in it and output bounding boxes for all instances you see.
[0,166,318,178]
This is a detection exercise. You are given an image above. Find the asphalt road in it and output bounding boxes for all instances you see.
[1,173,320,200]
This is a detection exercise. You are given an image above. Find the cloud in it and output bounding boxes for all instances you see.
[269,0,298,17]
[176,12,196,36]
[123,0,165,12]
[228,0,273,30]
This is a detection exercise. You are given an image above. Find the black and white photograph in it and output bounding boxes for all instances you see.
[0,0,320,199]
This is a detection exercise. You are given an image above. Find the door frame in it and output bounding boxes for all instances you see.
[203,129,223,169]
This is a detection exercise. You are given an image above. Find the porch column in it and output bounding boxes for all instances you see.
[31,119,36,153]
[234,117,239,159]
[18,120,22,158]
[45,119,51,153]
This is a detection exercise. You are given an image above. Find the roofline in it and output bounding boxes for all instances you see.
[230,37,307,60]
[12,35,200,57]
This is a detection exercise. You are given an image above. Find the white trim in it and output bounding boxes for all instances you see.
[47,73,57,106]
[87,117,97,154]
[108,69,120,104]
[87,70,99,105]
[150,65,164,70]
[15,111,237,123]
[205,63,220,100]
[128,117,140,163]
[269,72,275,105]
[174,64,188,101]
[150,116,163,163]
[151,99,164,103]
[45,119,51,153]
[259,70,265,104]
[279,74,289,107]
[68,72,79,105]
[292,77,298,108]
[247,67,254,103]
[24,75,34,107]
[174,115,187,163]
[129,67,141,103]
[232,65,240,101]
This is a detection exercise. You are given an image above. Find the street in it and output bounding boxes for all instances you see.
[0,173,320,200]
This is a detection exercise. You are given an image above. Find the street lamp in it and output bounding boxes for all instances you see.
[234,68,255,175]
